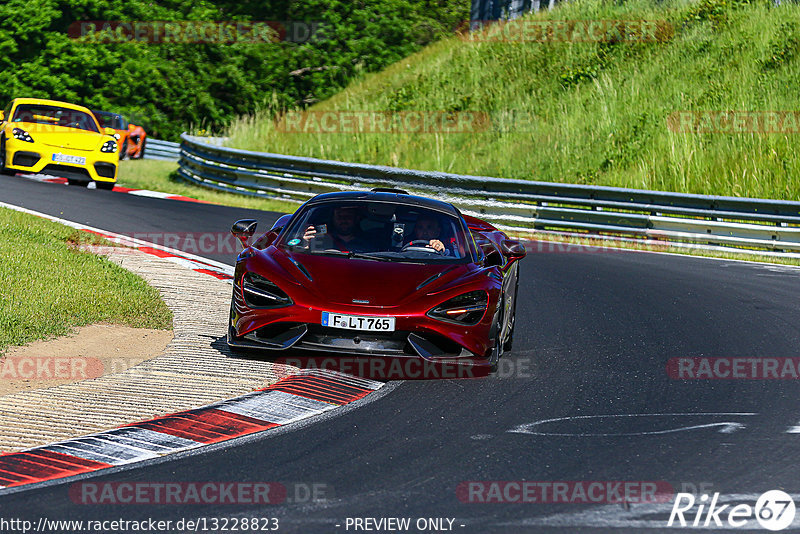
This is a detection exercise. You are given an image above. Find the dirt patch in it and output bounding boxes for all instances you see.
[0,324,173,396]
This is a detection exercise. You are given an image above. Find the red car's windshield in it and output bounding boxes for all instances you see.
[279,200,473,263]
[12,104,100,133]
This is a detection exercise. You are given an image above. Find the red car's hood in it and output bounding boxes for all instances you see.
[280,251,468,307]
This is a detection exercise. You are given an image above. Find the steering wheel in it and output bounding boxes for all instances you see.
[400,239,443,254]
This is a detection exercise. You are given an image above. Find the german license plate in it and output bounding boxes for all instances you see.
[322,312,395,332]
[52,153,86,165]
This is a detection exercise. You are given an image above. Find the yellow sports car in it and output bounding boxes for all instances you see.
[0,98,120,189]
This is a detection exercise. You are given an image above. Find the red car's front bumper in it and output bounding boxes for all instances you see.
[229,255,501,362]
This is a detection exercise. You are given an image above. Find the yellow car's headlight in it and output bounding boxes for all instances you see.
[100,140,117,153]
[12,128,34,143]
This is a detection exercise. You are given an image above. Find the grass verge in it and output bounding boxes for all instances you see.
[0,207,173,353]
[116,159,298,213]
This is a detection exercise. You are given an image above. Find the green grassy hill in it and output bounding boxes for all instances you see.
[225,0,800,199]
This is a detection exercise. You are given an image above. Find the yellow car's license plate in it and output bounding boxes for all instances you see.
[52,153,86,165]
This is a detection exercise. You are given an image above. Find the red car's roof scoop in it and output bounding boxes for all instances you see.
[370,187,409,195]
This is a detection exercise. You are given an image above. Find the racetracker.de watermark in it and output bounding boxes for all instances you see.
[668,111,800,134]
[526,240,634,254]
[456,481,674,503]
[83,232,241,256]
[275,111,495,134]
[69,482,286,505]
[0,356,104,380]
[274,356,535,380]
[0,356,165,381]
[68,21,324,44]
[273,109,545,134]
[667,357,800,379]
[461,19,673,43]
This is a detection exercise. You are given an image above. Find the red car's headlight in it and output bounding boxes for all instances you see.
[427,290,488,325]
[241,272,292,308]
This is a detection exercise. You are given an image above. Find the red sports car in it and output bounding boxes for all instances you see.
[228,189,525,371]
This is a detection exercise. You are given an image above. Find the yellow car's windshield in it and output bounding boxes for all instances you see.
[12,104,99,133]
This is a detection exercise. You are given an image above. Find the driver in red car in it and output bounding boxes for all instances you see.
[302,206,372,252]
[409,214,451,255]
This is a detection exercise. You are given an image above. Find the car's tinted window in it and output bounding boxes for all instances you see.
[279,200,472,263]
[13,104,99,133]
[93,111,127,130]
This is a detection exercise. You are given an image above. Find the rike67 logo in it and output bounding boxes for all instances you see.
[668,490,796,531]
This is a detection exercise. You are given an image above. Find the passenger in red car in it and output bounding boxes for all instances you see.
[302,206,372,252]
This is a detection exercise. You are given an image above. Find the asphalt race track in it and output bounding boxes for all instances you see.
[3,175,800,533]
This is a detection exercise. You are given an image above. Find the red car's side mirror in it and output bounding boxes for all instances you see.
[231,219,258,249]
[500,239,526,260]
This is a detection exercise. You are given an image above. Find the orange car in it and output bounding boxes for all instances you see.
[91,110,147,159]
[126,122,147,159]
[91,110,128,159]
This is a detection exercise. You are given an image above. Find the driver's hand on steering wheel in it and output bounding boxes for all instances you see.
[427,239,444,252]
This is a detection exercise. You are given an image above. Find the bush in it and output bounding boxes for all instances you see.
[0,0,468,140]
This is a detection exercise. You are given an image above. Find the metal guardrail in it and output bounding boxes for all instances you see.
[146,137,229,162]
[144,138,180,161]
[178,133,800,254]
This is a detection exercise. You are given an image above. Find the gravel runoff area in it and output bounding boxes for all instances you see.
[0,246,299,453]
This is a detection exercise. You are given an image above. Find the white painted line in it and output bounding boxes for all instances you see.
[43,444,128,466]
[90,436,171,457]
[51,437,159,464]
[19,173,176,199]
[98,428,200,452]
[261,391,338,412]
[18,173,65,183]
[217,391,336,424]
[509,413,758,436]
[163,256,215,272]
[126,190,174,199]
[0,201,234,277]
